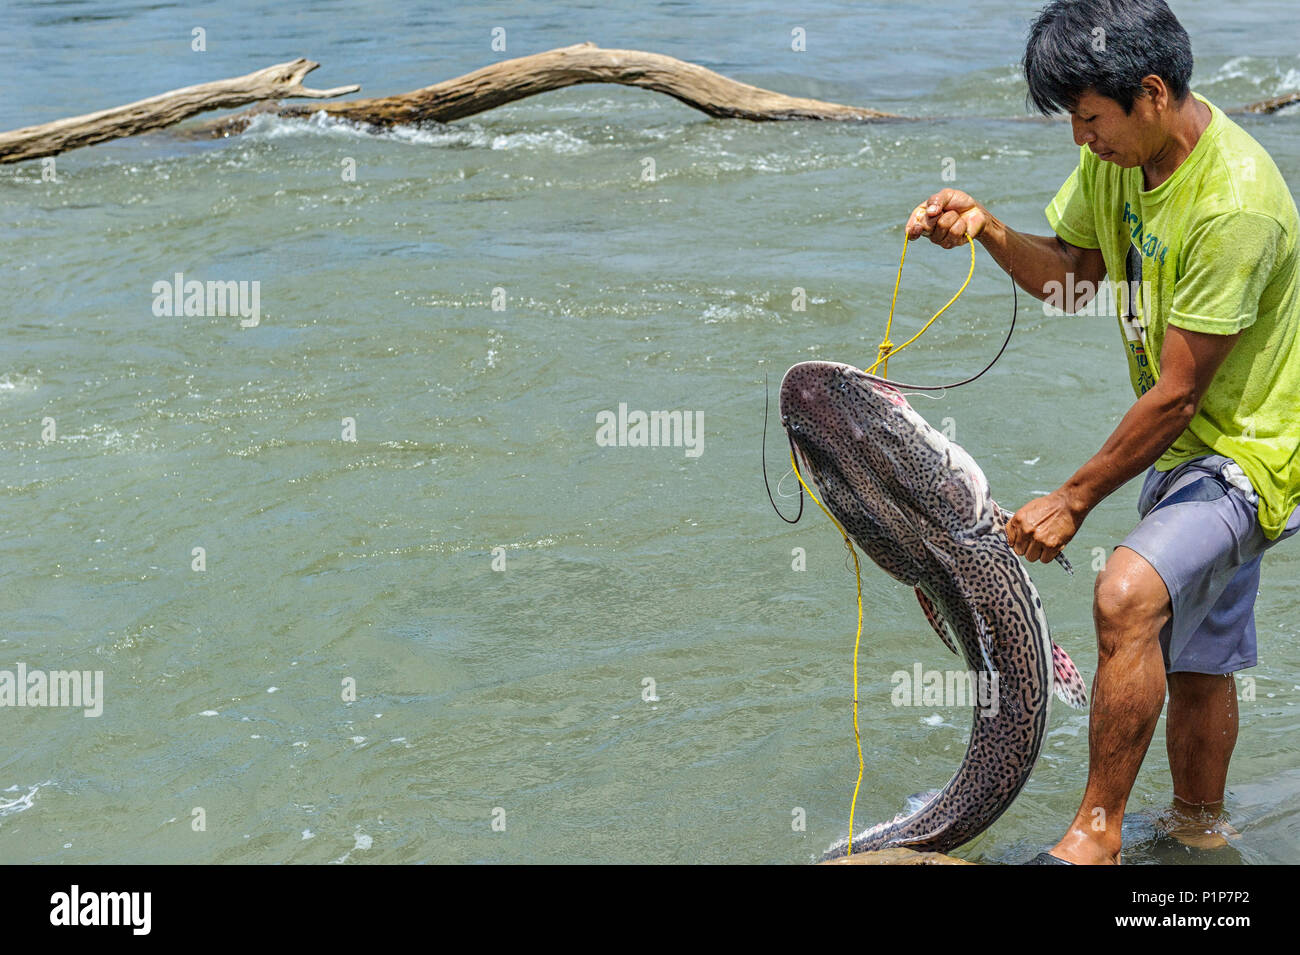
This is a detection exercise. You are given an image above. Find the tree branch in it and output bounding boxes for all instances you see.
[0,58,359,164]
[1240,90,1300,115]
[188,42,903,139]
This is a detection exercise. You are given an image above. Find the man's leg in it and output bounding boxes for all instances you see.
[1166,671,1237,807]
[1048,545,1171,865]
[1160,551,1260,817]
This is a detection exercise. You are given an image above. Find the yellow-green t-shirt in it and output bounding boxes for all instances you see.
[1045,92,1300,539]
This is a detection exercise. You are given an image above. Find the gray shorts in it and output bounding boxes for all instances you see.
[1117,454,1300,675]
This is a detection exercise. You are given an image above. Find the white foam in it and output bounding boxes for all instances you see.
[0,372,39,395]
[329,829,374,864]
[0,782,48,820]
[241,111,594,156]
[243,110,478,147]
[489,129,590,154]
[1211,56,1255,83]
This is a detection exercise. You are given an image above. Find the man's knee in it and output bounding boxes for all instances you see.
[1094,546,1172,655]
[1167,670,1235,705]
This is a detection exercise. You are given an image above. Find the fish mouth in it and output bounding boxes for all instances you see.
[779,360,917,472]
[780,361,890,494]
[779,361,904,456]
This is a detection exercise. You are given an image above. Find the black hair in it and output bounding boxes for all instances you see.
[1023,0,1193,115]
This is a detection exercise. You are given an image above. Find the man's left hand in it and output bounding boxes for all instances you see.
[1006,489,1085,563]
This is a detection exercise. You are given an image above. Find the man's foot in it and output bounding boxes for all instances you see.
[1045,828,1122,865]
[1153,799,1241,849]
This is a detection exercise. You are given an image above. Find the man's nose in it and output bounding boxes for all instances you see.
[1071,116,1094,147]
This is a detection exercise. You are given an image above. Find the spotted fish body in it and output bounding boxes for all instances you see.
[779,360,1086,859]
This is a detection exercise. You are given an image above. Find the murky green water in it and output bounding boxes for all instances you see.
[1,1,1298,863]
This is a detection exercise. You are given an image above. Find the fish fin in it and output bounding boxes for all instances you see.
[1052,641,1089,709]
[1054,551,1075,577]
[902,789,942,815]
[918,538,996,671]
[973,608,996,675]
[914,587,960,656]
[920,536,956,571]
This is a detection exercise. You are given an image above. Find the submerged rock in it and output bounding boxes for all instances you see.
[817,847,973,865]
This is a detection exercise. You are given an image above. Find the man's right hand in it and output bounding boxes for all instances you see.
[906,189,992,249]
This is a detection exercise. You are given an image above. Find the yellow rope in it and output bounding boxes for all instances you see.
[789,448,865,856]
[792,229,977,855]
[867,232,977,377]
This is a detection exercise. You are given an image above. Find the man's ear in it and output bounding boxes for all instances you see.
[1140,74,1167,112]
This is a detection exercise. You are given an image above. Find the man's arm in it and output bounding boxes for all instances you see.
[1006,324,1242,563]
[907,188,1106,304]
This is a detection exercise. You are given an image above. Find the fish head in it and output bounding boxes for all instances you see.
[778,361,995,568]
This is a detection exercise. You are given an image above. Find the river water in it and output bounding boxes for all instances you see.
[2,0,1298,864]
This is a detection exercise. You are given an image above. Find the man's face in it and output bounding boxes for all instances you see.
[1067,89,1157,168]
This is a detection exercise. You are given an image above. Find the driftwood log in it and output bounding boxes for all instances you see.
[0,42,1295,164]
[198,41,898,138]
[0,43,896,164]
[0,59,358,164]
[1244,90,1300,115]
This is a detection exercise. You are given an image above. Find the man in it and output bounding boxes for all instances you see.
[906,0,1300,864]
